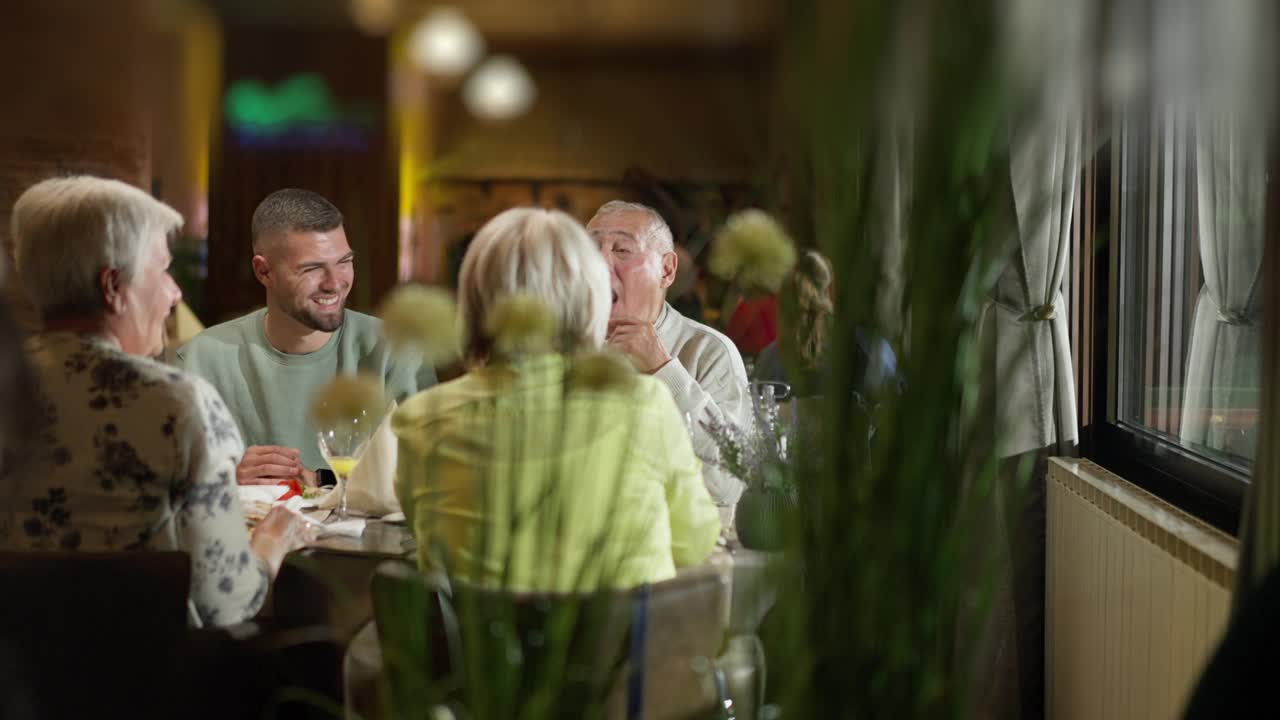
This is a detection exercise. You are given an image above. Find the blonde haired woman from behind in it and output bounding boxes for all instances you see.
[753,249,899,398]
[392,207,720,592]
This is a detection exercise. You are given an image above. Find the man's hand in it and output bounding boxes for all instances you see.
[607,318,672,374]
[237,445,303,486]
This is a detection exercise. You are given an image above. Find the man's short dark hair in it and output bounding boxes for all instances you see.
[251,188,343,253]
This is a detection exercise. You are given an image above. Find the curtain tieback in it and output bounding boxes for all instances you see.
[1017,303,1058,322]
[988,295,1060,322]
[1216,308,1257,326]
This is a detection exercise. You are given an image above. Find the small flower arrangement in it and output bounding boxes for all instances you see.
[703,399,797,550]
[702,400,794,496]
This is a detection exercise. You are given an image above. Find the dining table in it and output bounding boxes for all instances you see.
[267,517,418,643]
[272,522,780,631]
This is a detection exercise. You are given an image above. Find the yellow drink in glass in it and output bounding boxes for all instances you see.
[318,419,374,520]
[326,456,358,476]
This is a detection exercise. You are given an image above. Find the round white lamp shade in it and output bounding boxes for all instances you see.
[408,7,485,78]
[462,55,537,121]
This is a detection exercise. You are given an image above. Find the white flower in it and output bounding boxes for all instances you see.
[379,284,461,366]
[568,350,636,391]
[709,209,798,293]
[310,374,387,428]
[486,294,558,356]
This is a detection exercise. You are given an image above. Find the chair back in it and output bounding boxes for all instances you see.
[604,566,729,718]
[0,551,191,720]
[372,563,729,720]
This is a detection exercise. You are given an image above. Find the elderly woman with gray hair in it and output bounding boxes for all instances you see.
[0,176,311,627]
[392,207,721,592]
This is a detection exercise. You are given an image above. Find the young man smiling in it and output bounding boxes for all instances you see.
[177,189,435,485]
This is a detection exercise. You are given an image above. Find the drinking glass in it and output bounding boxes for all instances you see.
[748,380,792,459]
[316,410,375,520]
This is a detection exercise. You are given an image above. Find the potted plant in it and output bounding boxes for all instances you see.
[704,389,797,552]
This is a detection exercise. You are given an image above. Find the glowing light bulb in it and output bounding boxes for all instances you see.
[462,55,536,121]
[408,7,484,78]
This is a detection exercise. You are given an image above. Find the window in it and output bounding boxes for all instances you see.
[1073,0,1273,534]
[1113,113,1262,473]
[1080,113,1262,535]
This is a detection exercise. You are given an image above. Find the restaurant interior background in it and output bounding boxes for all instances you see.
[1,0,1277,718]
[1,0,779,326]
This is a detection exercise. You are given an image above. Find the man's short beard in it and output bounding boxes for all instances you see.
[284,299,345,332]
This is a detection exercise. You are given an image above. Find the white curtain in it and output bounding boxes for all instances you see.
[966,5,1087,717]
[1178,118,1266,460]
[966,112,1083,720]
[981,0,1085,459]
[981,113,1081,459]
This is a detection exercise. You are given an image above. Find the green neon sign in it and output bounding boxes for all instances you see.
[225,73,374,132]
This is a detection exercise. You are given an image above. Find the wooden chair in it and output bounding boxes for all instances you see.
[371,562,754,719]
[0,551,191,720]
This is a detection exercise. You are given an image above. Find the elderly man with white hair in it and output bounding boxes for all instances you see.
[587,201,751,523]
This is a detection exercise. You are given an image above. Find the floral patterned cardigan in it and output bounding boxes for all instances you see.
[0,332,268,627]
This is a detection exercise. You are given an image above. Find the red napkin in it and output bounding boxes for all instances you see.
[276,478,304,501]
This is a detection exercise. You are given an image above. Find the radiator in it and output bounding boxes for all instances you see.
[1046,458,1238,720]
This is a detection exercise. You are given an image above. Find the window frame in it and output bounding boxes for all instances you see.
[1076,118,1252,536]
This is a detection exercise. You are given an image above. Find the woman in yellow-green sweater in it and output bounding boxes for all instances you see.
[392,208,721,592]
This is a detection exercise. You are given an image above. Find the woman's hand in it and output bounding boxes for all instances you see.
[249,506,316,577]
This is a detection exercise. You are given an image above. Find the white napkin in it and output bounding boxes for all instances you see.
[317,518,366,538]
[318,401,402,518]
[283,495,314,513]
[238,489,364,538]
[238,484,290,505]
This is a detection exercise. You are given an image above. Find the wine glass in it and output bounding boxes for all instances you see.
[748,380,791,460]
[316,410,375,520]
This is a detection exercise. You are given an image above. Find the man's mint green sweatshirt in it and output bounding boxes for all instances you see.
[176,308,436,470]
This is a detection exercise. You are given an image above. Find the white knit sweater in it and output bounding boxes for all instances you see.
[652,303,751,522]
